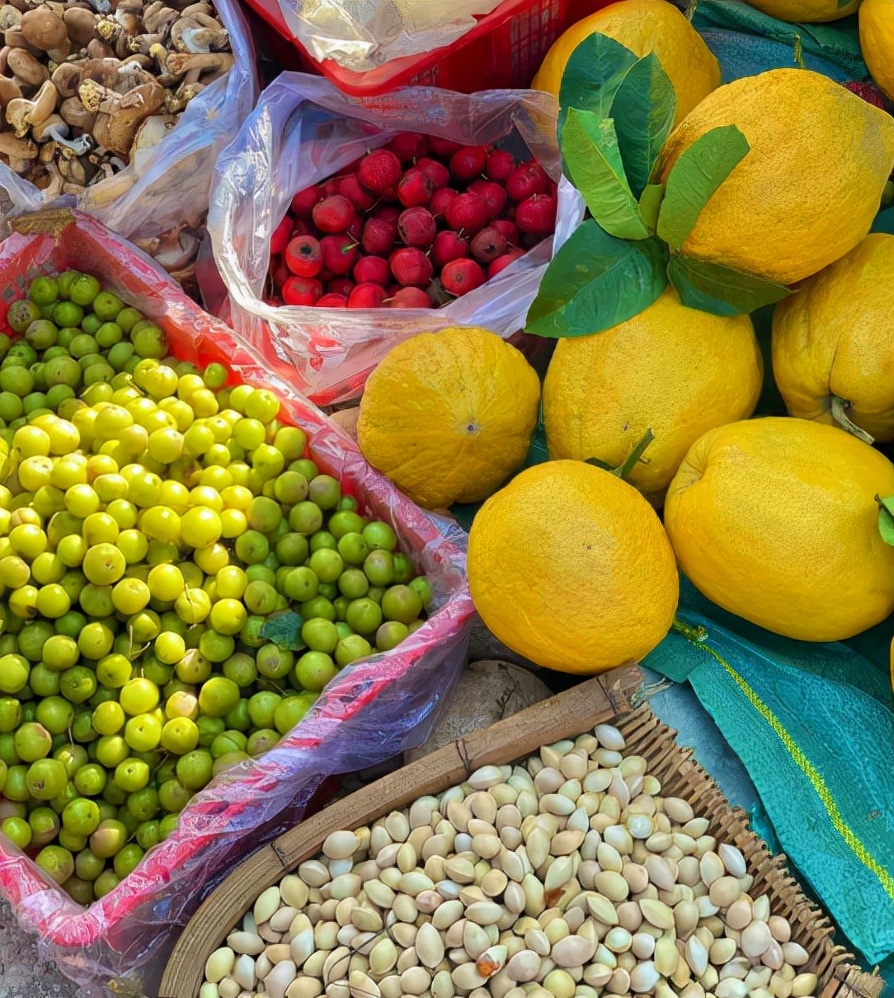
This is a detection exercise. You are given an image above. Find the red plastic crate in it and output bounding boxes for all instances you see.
[243,0,616,97]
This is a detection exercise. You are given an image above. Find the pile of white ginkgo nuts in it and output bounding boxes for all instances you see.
[199,723,820,998]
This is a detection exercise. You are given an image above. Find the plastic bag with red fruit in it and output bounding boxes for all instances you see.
[202,72,585,407]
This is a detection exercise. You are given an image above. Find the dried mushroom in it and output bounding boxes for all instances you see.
[0,0,233,280]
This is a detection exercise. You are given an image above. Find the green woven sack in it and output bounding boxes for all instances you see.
[689,0,868,83]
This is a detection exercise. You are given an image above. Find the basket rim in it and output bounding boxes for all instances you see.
[159,667,881,998]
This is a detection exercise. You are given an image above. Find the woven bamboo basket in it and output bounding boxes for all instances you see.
[159,666,881,998]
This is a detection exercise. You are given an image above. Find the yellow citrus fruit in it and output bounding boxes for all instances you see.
[542,289,763,499]
[655,69,894,285]
[467,460,679,674]
[739,0,860,21]
[531,0,721,127]
[356,327,540,509]
[860,0,894,99]
[771,233,894,442]
[665,417,894,642]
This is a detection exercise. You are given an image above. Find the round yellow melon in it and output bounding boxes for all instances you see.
[356,327,540,510]
[771,233,894,442]
[860,0,894,99]
[655,68,894,285]
[531,0,721,126]
[664,417,894,642]
[542,288,764,499]
[467,460,679,674]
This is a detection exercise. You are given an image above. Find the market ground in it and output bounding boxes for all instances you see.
[0,898,79,997]
[0,672,757,997]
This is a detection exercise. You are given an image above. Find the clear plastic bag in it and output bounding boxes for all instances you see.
[0,0,257,252]
[0,210,474,992]
[276,0,504,72]
[204,72,586,406]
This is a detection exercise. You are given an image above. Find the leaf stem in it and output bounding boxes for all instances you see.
[830,396,875,445]
[612,428,655,480]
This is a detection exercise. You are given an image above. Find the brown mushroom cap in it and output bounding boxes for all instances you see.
[0,74,21,106]
[6,47,47,87]
[51,62,82,98]
[63,7,97,48]
[79,57,121,87]
[20,6,67,53]
[91,79,165,156]
[0,129,38,165]
[59,94,96,130]
[4,25,41,55]
[87,38,115,59]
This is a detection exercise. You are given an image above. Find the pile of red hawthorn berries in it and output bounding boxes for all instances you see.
[267,132,559,309]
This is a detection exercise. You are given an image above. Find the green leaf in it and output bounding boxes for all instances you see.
[558,33,640,116]
[657,124,750,250]
[879,507,894,547]
[561,108,649,240]
[261,611,306,652]
[526,219,668,338]
[878,496,894,547]
[610,53,677,198]
[638,184,665,234]
[667,254,793,316]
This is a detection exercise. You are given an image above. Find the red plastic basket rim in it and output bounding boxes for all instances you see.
[242,0,561,95]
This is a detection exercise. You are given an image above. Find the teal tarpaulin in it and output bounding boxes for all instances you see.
[688,0,869,83]
[645,578,894,968]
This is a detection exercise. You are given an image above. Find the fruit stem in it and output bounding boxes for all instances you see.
[612,428,655,481]
[830,395,874,445]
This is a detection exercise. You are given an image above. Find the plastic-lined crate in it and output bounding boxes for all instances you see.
[241,0,614,97]
[0,209,474,990]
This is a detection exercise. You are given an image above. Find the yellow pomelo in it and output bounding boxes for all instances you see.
[467,460,679,674]
[655,69,894,285]
[356,327,540,510]
[860,0,894,99]
[740,0,860,21]
[542,289,764,499]
[771,233,894,442]
[531,0,721,126]
[664,417,894,642]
